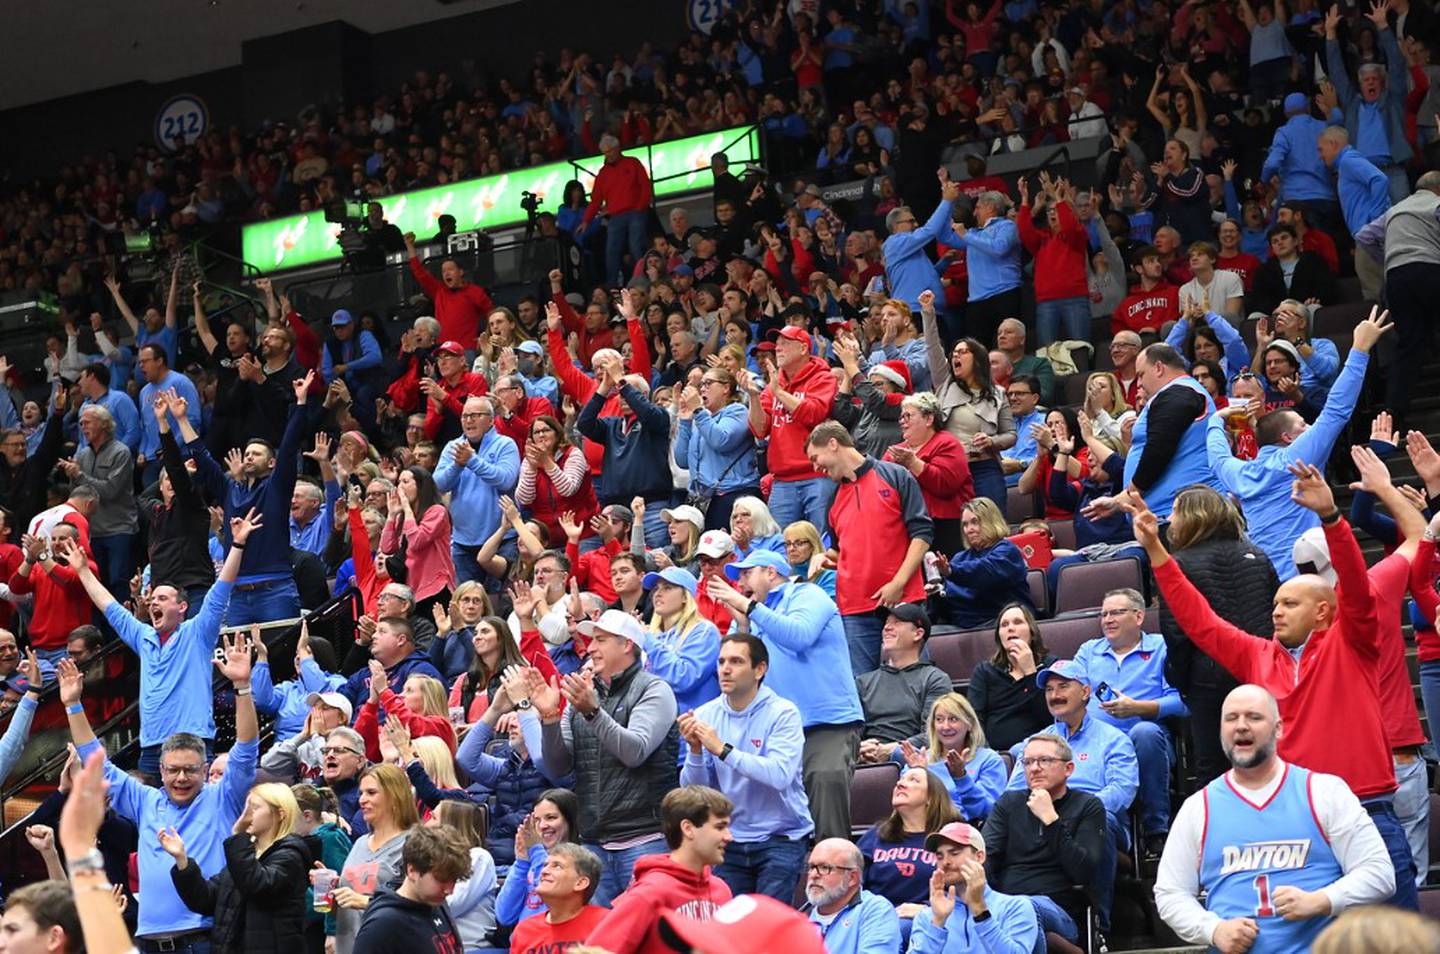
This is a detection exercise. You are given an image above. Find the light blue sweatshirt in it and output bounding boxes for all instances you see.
[926,748,1008,821]
[495,843,549,925]
[103,579,233,745]
[810,889,902,954]
[0,694,37,780]
[251,657,347,740]
[680,686,813,841]
[742,581,864,729]
[1164,312,1251,378]
[906,887,1039,954]
[79,736,256,939]
[1206,348,1368,579]
[434,430,521,546]
[644,618,721,714]
[674,403,759,495]
[883,199,953,310]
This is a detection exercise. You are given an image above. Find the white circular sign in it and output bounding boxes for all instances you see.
[155,94,209,152]
[687,0,733,34]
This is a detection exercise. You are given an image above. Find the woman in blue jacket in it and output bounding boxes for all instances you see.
[1164,305,1250,378]
[896,692,1008,822]
[941,498,1031,629]
[673,366,760,531]
[641,567,721,714]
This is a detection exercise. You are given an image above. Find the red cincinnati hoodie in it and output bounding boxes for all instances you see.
[755,354,837,481]
[584,854,732,954]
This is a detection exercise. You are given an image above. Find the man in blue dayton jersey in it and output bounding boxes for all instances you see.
[1154,685,1394,952]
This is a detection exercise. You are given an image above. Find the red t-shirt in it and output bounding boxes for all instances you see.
[1369,551,1427,749]
[1111,283,1178,335]
[1217,252,1262,291]
[510,905,610,954]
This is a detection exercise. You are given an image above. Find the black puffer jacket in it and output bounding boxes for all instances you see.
[171,832,313,954]
[1158,536,1279,694]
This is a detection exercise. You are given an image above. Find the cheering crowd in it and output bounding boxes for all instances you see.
[9,0,1440,952]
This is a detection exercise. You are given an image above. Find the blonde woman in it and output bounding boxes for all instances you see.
[160,783,313,953]
[1082,372,1136,449]
[938,498,1032,629]
[355,669,456,763]
[783,520,836,598]
[641,566,721,712]
[898,692,1008,821]
[331,764,418,954]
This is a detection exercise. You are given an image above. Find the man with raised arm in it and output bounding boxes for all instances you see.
[1130,473,1416,910]
[184,370,317,626]
[55,507,262,780]
[58,620,260,951]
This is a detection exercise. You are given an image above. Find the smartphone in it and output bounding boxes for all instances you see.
[1096,682,1115,702]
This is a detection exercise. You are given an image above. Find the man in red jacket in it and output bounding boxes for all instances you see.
[404,232,494,347]
[586,786,733,954]
[806,421,933,676]
[421,341,489,444]
[583,134,654,285]
[1129,473,1417,910]
[9,523,96,662]
[745,326,837,533]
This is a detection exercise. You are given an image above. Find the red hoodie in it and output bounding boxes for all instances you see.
[755,355,837,481]
[585,854,732,954]
[1017,202,1088,302]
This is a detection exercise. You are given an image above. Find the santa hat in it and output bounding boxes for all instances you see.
[871,360,913,393]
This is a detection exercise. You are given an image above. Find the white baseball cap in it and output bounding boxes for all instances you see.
[576,609,648,648]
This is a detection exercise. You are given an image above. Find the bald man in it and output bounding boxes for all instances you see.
[803,838,900,954]
[1155,685,1394,953]
[1131,470,1416,910]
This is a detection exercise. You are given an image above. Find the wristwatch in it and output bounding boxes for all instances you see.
[746,599,760,617]
[719,743,734,762]
[516,698,533,710]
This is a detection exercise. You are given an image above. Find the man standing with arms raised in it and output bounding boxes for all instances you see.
[1155,685,1394,952]
[1131,472,1416,909]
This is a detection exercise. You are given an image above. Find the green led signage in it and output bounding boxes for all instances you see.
[242,126,761,271]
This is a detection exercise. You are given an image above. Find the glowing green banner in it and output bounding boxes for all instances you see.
[242,126,760,271]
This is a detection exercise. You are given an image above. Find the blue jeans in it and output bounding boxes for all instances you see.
[33,646,69,667]
[1384,165,1412,205]
[641,506,669,549]
[1030,894,1080,943]
[1034,296,1092,346]
[767,476,836,535]
[91,533,136,596]
[453,539,516,594]
[1093,809,1123,930]
[1361,797,1418,910]
[841,611,885,676]
[604,210,649,285]
[585,838,668,907]
[1417,661,1440,748]
[185,585,210,620]
[714,836,809,903]
[1393,755,1430,889]
[969,459,1007,518]
[223,578,300,627]
[1129,721,1174,834]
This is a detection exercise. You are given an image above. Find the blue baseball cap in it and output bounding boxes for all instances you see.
[516,340,544,356]
[723,548,792,581]
[330,309,354,327]
[643,566,698,595]
[1283,92,1309,116]
[1036,659,1085,689]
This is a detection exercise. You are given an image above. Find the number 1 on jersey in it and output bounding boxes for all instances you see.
[1253,874,1275,917]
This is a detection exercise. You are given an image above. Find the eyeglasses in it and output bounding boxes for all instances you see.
[460,411,493,420]
[784,539,811,549]
[1006,390,1033,399]
[378,592,406,603]
[160,764,204,777]
[320,746,363,757]
[1099,608,1139,618]
[1020,756,1066,769]
[806,863,857,876]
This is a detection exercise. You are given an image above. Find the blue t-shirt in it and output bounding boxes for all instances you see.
[857,827,936,906]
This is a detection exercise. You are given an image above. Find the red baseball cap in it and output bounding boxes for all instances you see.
[924,821,986,853]
[658,895,826,954]
[435,340,466,356]
[776,326,811,349]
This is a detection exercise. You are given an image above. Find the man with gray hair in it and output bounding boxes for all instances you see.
[803,837,900,953]
[60,403,136,595]
[1375,171,1440,419]
[952,190,1023,347]
[1323,1,1412,202]
[996,317,1056,404]
[581,133,653,284]
[882,168,962,313]
[660,330,703,388]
